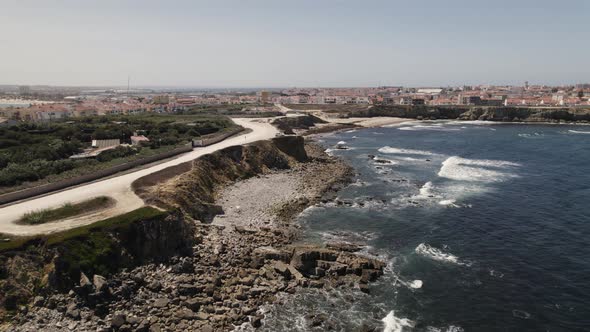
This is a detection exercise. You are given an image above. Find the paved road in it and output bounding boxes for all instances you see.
[0,118,279,236]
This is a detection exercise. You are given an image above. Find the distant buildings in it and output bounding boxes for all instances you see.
[0,83,588,123]
[18,86,31,95]
[92,139,120,149]
[131,135,150,146]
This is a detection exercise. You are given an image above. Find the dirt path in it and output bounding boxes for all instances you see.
[0,118,279,236]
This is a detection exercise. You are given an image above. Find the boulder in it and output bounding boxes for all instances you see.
[80,272,93,290]
[290,247,338,275]
[253,246,292,262]
[185,298,201,312]
[272,261,291,278]
[175,308,197,320]
[65,303,80,320]
[153,298,170,308]
[93,275,108,293]
[326,242,362,252]
[33,296,44,307]
[316,260,347,276]
[111,313,127,328]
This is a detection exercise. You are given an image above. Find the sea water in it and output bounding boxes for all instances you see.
[261,121,590,331]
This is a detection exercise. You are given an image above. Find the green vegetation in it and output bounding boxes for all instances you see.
[186,104,282,117]
[0,207,166,252]
[18,196,115,225]
[0,113,236,191]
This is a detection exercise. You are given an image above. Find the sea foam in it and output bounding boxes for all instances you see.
[399,124,461,132]
[415,243,462,265]
[382,310,415,332]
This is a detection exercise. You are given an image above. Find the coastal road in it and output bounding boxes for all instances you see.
[0,118,279,236]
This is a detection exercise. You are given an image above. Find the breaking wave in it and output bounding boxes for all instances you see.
[437,156,521,182]
[378,146,438,156]
[415,243,465,265]
[411,181,440,200]
[568,130,590,134]
[438,199,459,207]
[518,132,544,139]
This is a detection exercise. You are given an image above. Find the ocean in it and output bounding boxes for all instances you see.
[261,121,590,332]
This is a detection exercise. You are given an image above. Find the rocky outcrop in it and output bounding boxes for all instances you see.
[458,107,590,122]
[9,224,384,332]
[272,115,327,134]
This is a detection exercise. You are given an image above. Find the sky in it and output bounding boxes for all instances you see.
[1,0,589,88]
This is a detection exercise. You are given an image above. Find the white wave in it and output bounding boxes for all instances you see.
[348,179,370,187]
[448,120,496,126]
[426,326,464,332]
[399,124,460,132]
[378,146,438,156]
[437,156,521,183]
[409,280,423,289]
[489,269,504,278]
[319,230,378,244]
[518,132,544,139]
[398,156,425,161]
[415,243,463,265]
[337,141,347,145]
[445,327,465,332]
[438,199,459,207]
[382,310,415,332]
[512,309,531,319]
[569,129,590,134]
[412,182,440,200]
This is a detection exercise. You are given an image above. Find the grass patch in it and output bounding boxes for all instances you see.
[0,207,166,252]
[0,234,37,252]
[45,206,166,245]
[18,196,115,225]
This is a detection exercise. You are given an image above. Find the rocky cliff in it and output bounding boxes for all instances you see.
[344,105,590,123]
[0,209,195,320]
[134,136,308,222]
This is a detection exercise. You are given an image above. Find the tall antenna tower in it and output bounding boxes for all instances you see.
[127,75,130,97]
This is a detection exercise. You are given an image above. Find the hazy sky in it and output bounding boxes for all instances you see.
[1,0,588,87]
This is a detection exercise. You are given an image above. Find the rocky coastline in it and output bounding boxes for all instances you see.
[3,137,385,332]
